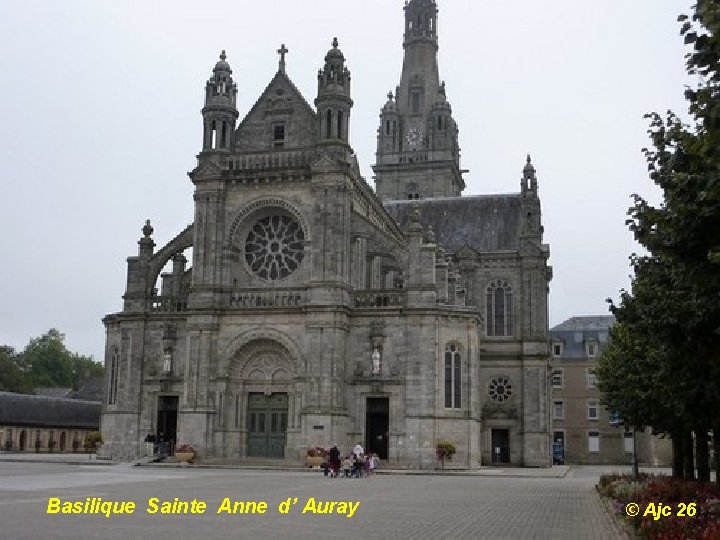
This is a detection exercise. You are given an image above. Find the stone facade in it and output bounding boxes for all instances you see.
[100,0,552,468]
[550,316,672,465]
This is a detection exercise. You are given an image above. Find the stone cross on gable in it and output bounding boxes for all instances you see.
[277,44,289,74]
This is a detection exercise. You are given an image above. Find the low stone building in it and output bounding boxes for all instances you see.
[550,316,672,465]
[0,392,101,453]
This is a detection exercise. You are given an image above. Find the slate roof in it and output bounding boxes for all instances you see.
[34,387,72,398]
[72,376,106,402]
[383,194,521,252]
[0,392,101,429]
[551,316,615,331]
[550,316,615,360]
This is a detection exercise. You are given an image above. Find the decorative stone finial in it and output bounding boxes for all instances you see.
[277,43,289,73]
[142,219,154,238]
[426,225,436,243]
[410,206,421,224]
[332,37,339,48]
[387,91,394,101]
[220,50,227,62]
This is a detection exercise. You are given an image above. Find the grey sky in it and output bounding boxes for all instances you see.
[0,0,692,362]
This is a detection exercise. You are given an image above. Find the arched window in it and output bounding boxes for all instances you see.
[444,344,461,408]
[326,109,332,138]
[108,347,119,405]
[407,182,420,200]
[486,280,514,337]
[337,110,343,139]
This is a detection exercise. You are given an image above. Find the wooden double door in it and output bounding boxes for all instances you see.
[247,393,288,458]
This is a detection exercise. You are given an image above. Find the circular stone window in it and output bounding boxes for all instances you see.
[488,377,513,402]
[245,214,305,280]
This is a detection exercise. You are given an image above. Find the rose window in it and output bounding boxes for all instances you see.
[488,377,513,402]
[245,215,305,280]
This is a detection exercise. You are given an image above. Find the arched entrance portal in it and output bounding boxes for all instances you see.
[226,339,297,459]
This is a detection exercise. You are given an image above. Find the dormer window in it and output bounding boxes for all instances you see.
[273,124,285,148]
[552,342,563,357]
[586,342,598,358]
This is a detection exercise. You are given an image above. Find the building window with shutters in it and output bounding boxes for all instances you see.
[587,400,599,420]
[588,431,600,453]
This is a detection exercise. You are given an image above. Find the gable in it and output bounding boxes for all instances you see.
[234,72,317,152]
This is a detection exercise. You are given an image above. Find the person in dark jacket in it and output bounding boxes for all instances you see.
[328,445,341,478]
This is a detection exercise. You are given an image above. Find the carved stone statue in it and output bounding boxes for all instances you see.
[372,348,381,376]
[163,350,172,373]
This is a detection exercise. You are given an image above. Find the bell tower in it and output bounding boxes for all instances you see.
[373,0,465,201]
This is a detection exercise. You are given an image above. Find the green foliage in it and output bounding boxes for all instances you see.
[0,346,32,393]
[84,431,103,451]
[436,441,456,458]
[598,1,720,448]
[0,329,103,394]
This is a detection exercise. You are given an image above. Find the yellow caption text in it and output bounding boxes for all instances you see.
[46,497,360,519]
[624,502,697,520]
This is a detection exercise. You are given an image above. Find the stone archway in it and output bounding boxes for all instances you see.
[226,339,298,459]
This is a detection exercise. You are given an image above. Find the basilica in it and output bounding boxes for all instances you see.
[100,0,552,468]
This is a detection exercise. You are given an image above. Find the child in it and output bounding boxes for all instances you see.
[368,453,377,476]
[341,455,352,478]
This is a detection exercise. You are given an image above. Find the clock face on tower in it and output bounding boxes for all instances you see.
[405,127,423,149]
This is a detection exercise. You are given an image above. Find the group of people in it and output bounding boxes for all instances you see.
[325,442,378,478]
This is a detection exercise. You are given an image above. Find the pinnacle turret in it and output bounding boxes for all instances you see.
[201,50,239,152]
[315,38,353,144]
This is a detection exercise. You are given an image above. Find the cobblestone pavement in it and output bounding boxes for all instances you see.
[0,462,622,540]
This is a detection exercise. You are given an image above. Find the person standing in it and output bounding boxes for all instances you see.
[143,433,155,457]
[353,441,364,457]
[328,444,340,478]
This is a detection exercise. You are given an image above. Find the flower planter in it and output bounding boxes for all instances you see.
[305,456,325,468]
[175,451,195,463]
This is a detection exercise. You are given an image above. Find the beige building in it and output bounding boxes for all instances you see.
[550,316,671,466]
[0,392,101,454]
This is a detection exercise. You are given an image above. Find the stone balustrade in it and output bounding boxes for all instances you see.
[150,296,188,312]
[228,289,306,309]
[226,150,309,172]
[353,290,406,308]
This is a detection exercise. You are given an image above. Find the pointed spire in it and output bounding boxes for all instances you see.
[522,154,538,193]
[524,154,535,173]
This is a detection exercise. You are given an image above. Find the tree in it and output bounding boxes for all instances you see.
[598,1,720,482]
[0,346,32,393]
[19,329,104,391]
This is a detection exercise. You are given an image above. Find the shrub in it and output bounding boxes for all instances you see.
[84,432,102,451]
[436,441,456,459]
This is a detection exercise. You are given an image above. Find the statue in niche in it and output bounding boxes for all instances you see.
[163,349,172,373]
[372,348,381,376]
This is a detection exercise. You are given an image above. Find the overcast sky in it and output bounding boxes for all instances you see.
[0,0,693,362]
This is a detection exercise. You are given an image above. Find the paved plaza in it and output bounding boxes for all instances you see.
[0,460,624,539]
